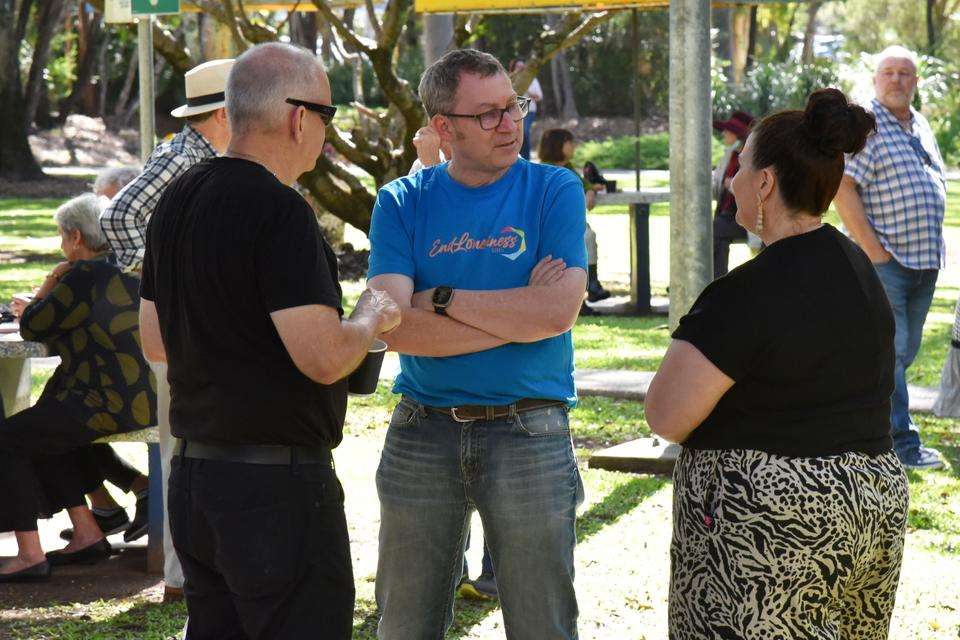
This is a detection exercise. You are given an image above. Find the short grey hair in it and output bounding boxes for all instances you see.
[93,166,140,195]
[55,194,107,250]
[875,45,919,73]
[418,49,506,117]
[226,42,325,137]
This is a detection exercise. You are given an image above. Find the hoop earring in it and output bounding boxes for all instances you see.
[756,196,764,235]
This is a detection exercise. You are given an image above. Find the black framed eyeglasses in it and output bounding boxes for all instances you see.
[441,96,529,131]
[285,98,337,125]
[908,136,933,167]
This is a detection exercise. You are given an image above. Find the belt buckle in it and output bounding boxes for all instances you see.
[449,407,473,423]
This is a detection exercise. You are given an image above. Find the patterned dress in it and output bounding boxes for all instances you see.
[19,256,157,434]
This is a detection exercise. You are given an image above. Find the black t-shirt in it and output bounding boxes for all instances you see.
[672,224,895,457]
[141,157,347,447]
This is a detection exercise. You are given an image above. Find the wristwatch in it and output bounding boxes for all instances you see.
[432,286,455,315]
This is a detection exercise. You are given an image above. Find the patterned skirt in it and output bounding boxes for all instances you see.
[669,447,909,640]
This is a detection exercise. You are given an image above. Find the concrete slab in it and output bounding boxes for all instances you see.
[588,437,680,475]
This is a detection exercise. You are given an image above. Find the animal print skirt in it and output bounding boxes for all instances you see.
[668,447,909,640]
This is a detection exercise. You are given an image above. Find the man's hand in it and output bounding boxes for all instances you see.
[528,256,567,287]
[352,288,402,334]
[867,246,893,265]
[412,126,443,167]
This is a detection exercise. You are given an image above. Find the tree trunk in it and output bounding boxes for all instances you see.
[0,0,44,180]
[555,54,578,120]
[61,5,105,118]
[290,12,319,53]
[422,14,453,66]
[549,54,563,118]
[801,1,824,64]
[730,5,750,85]
[24,0,66,129]
[201,12,237,60]
[714,7,732,70]
[927,0,937,54]
[745,5,758,72]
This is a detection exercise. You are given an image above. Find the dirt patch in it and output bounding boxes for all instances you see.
[29,115,140,169]
[0,547,161,611]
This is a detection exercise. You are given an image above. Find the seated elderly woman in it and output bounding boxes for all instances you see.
[0,194,156,583]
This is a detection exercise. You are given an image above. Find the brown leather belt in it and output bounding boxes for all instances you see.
[423,398,566,423]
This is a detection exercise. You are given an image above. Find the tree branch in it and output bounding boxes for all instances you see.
[514,11,613,93]
[312,0,374,54]
[364,0,383,41]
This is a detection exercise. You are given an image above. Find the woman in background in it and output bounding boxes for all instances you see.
[538,128,610,314]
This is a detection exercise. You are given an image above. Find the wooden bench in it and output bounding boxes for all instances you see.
[94,427,164,573]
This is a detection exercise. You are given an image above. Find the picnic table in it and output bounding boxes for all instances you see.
[595,189,671,314]
[0,331,165,573]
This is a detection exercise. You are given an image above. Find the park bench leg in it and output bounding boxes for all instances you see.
[629,203,652,313]
[147,442,163,574]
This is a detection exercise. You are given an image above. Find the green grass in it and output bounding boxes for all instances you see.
[5,191,960,638]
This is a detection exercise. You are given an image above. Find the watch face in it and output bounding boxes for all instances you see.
[433,286,454,306]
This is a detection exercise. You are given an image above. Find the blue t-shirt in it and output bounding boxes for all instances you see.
[367,158,587,407]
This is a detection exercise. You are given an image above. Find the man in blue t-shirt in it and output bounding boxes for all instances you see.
[368,49,587,639]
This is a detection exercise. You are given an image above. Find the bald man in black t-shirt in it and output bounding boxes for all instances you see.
[139,43,399,640]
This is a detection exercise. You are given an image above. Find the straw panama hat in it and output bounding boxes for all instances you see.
[170,59,235,118]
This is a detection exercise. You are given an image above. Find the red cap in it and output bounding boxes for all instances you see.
[713,110,755,141]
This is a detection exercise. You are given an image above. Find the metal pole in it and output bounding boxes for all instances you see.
[668,0,712,330]
[632,8,641,192]
[137,15,156,164]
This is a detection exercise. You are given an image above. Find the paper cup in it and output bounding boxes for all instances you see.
[348,339,388,395]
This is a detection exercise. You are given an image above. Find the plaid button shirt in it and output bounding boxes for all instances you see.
[844,98,946,271]
[100,125,216,271]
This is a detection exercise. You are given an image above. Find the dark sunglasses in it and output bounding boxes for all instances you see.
[285,98,337,125]
[908,136,933,167]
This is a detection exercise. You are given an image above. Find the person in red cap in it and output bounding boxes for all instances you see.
[712,110,754,278]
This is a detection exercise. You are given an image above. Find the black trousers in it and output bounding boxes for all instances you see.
[713,213,748,279]
[88,444,141,493]
[170,455,355,640]
[0,401,104,532]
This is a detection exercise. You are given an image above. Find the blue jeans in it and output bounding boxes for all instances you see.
[520,111,537,160]
[874,259,939,461]
[375,398,584,639]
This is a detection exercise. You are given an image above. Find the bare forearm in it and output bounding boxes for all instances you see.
[384,307,507,357]
[834,183,885,257]
[324,315,380,382]
[447,283,582,343]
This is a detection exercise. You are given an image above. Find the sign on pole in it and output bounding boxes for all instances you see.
[105,0,134,23]
[131,0,181,15]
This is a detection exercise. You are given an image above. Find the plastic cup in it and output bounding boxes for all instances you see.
[348,339,387,395]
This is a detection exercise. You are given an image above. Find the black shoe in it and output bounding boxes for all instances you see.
[0,560,51,583]
[46,538,112,566]
[60,508,130,541]
[469,572,499,600]
[579,302,597,316]
[124,495,149,543]
[587,283,611,302]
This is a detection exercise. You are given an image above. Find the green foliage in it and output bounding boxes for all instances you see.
[572,133,724,170]
[918,56,960,168]
[712,58,849,119]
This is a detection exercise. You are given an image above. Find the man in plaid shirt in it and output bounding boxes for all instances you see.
[99,59,233,600]
[835,46,946,470]
[101,60,232,272]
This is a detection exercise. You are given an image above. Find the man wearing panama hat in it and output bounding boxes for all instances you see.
[99,57,233,603]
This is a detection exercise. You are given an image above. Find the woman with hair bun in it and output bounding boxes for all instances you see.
[646,88,909,638]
